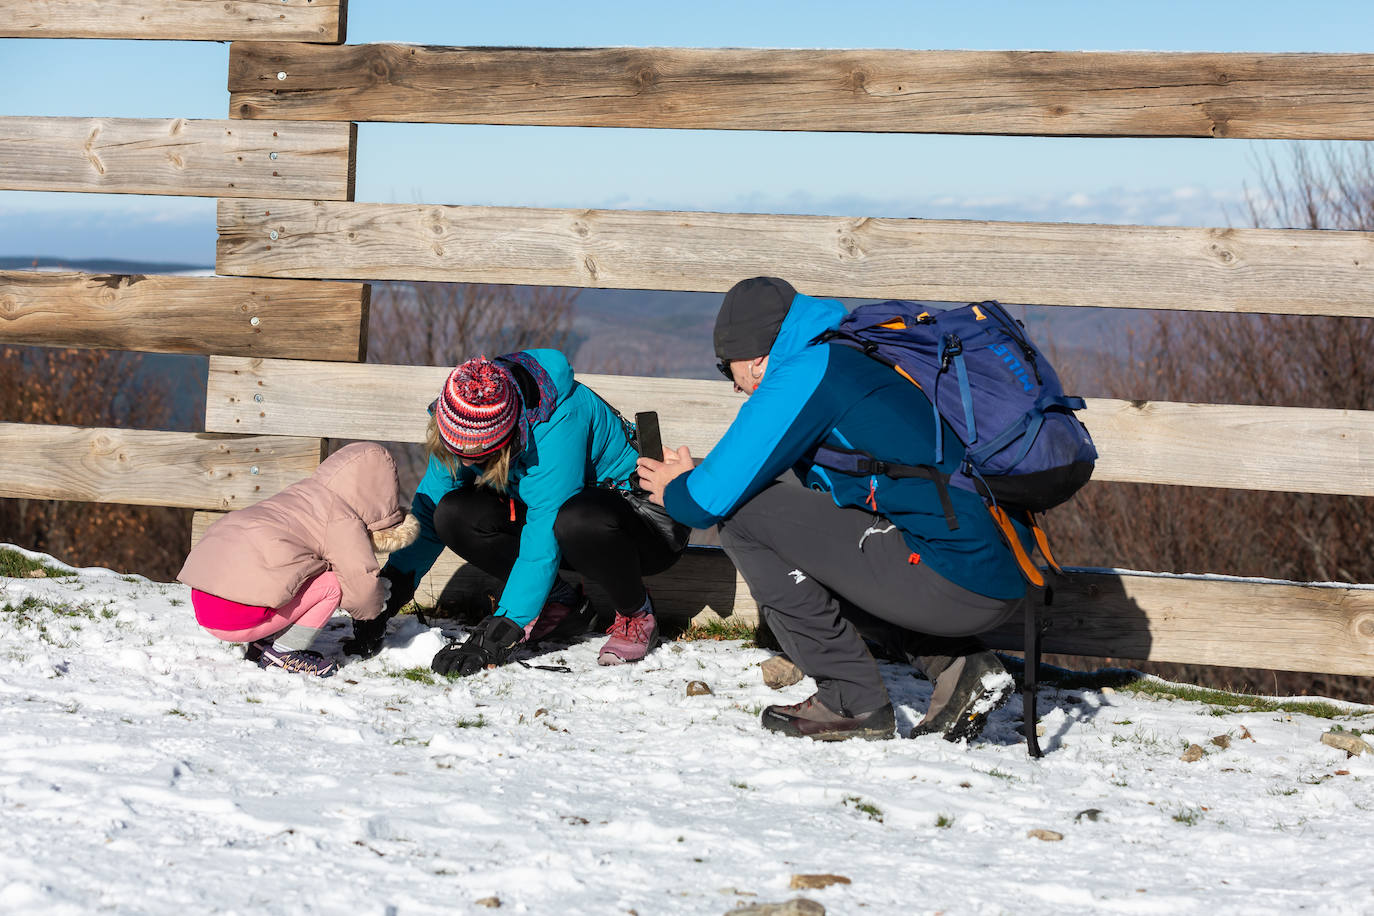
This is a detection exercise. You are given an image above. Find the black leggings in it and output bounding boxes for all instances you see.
[432,486,684,611]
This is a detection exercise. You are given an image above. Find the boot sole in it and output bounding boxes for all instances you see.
[927,674,1015,743]
[807,726,895,742]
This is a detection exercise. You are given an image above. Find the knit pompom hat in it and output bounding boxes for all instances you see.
[435,357,520,458]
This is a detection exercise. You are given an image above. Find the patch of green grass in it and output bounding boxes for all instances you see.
[731,781,751,791]
[455,715,487,728]
[843,795,884,823]
[674,618,757,645]
[935,813,954,828]
[1172,806,1203,826]
[3,595,103,645]
[393,667,436,685]
[1119,678,1369,720]
[0,548,76,579]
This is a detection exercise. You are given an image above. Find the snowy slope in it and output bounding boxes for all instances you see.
[2,546,1372,916]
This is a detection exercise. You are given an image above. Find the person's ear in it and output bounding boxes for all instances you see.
[751,358,764,377]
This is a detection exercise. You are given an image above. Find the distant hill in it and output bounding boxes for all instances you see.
[1,256,211,274]
[6,257,1149,392]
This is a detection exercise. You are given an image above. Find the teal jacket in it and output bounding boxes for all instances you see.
[385,349,639,625]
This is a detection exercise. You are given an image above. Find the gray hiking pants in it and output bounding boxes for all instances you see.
[718,482,1023,716]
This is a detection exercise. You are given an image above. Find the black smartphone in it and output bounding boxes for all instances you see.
[634,411,663,461]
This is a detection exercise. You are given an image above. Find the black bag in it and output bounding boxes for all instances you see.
[622,487,691,553]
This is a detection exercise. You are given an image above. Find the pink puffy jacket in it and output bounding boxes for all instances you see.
[177,442,404,619]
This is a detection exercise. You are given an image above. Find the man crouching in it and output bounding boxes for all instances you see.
[636,277,1025,743]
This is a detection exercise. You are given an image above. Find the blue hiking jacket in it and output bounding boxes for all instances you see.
[384,349,640,625]
[664,294,1027,600]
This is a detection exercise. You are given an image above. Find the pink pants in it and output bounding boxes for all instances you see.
[197,571,342,643]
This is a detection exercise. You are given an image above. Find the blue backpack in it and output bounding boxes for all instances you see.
[813,299,1097,757]
[813,298,1096,526]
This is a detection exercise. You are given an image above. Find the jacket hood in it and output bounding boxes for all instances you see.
[312,442,406,531]
[768,292,848,361]
[501,349,575,451]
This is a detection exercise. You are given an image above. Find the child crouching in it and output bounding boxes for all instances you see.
[178,442,419,677]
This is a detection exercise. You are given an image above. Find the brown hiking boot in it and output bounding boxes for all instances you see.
[761,693,895,741]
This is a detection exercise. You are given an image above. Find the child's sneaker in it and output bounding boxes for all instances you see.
[597,609,660,666]
[245,639,338,678]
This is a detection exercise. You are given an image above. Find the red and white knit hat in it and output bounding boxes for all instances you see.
[434,357,519,458]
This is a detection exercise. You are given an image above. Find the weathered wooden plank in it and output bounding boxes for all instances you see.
[216,200,1374,318]
[1084,399,1374,495]
[0,118,355,200]
[0,271,369,360]
[0,424,321,510]
[189,509,1374,674]
[0,0,345,42]
[984,571,1374,677]
[204,357,1374,498]
[204,357,739,456]
[227,45,1374,140]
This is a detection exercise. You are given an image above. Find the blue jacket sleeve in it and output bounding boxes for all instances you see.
[497,408,588,625]
[383,454,471,584]
[665,346,837,528]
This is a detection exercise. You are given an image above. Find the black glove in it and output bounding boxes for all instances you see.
[342,565,415,659]
[431,614,525,677]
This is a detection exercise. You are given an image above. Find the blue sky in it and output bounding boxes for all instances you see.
[3,0,1372,265]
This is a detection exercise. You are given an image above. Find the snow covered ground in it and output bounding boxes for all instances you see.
[3,545,1373,916]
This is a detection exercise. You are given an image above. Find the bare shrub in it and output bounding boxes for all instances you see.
[0,346,194,580]
[1044,142,1374,701]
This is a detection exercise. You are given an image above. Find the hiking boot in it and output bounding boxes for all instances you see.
[761,693,895,741]
[524,589,595,645]
[246,639,338,678]
[597,609,660,666]
[908,650,1014,743]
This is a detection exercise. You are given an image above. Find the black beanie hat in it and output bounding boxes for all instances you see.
[713,277,797,362]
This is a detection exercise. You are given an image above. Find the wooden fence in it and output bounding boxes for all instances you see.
[2,0,1372,680]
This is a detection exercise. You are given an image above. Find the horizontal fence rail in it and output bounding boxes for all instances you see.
[0,271,369,360]
[216,200,1374,317]
[227,45,1374,139]
[204,358,741,456]
[991,573,1374,676]
[0,118,356,200]
[0,0,346,42]
[0,424,322,510]
[204,357,1374,497]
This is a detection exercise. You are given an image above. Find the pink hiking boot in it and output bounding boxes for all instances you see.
[597,608,660,666]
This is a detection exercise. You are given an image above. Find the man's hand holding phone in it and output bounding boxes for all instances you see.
[633,411,694,506]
